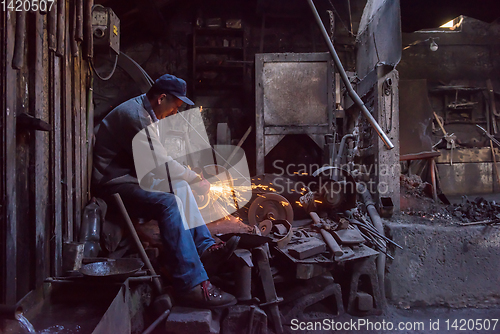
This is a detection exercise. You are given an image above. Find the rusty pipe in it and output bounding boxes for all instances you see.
[142,309,171,334]
[306,0,394,150]
[0,305,22,320]
[334,134,355,169]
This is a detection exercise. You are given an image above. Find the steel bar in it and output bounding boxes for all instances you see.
[477,125,500,148]
[458,219,500,226]
[356,228,394,260]
[351,218,403,249]
[142,309,171,334]
[223,126,252,169]
[113,194,163,294]
[306,0,394,150]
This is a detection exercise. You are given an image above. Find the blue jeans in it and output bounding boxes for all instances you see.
[99,182,215,291]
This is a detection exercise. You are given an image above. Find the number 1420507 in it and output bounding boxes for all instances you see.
[1,0,55,12]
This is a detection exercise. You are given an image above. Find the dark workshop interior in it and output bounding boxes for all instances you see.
[1,0,500,333]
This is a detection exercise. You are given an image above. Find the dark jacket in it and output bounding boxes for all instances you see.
[92,94,197,191]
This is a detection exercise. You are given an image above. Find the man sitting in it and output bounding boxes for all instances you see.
[92,74,238,309]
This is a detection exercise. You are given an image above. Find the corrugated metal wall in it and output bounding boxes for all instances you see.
[0,1,92,304]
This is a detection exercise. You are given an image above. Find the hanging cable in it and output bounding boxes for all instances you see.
[90,54,118,81]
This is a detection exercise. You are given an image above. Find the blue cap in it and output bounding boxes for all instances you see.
[153,74,194,105]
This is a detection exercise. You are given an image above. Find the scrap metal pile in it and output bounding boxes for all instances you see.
[207,170,401,331]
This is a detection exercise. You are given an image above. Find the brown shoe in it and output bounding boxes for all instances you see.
[201,236,240,276]
[179,280,237,309]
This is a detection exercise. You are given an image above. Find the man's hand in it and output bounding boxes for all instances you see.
[191,174,210,196]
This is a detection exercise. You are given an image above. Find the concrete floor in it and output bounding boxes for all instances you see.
[286,305,500,333]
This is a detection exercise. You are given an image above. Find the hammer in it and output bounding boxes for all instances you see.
[309,212,343,257]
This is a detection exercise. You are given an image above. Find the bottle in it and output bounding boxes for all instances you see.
[80,198,101,257]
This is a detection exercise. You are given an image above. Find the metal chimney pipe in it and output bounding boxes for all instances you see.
[306,0,395,150]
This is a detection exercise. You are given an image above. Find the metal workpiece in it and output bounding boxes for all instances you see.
[306,0,395,150]
[233,249,253,302]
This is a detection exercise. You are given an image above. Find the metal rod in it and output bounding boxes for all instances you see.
[477,124,500,148]
[223,126,252,169]
[306,0,394,150]
[113,194,163,295]
[351,217,403,249]
[142,309,171,334]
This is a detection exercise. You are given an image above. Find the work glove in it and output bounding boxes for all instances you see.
[190,174,210,196]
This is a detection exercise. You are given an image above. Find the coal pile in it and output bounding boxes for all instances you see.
[447,196,500,223]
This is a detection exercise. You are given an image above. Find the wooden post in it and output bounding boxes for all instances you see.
[2,9,19,304]
[56,0,65,57]
[33,11,51,287]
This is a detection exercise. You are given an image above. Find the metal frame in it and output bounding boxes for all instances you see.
[255,52,334,175]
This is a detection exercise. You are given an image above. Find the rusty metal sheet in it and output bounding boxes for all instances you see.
[356,0,402,80]
[437,162,498,195]
[255,53,334,175]
[399,79,434,156]
[435,147,500,164]
[263,62,328,126]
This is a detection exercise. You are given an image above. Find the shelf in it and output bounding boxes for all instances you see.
[193,26,246,97]
[195,46,244,53]
[195,28,243,35]
[195,83,243,90]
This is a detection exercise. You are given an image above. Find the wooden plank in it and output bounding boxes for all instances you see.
[15,26,30,300]
[70,0,78,57]
[73,41,82,236]
[56,0,65,57]
[62,0,74,241]
[83,0,93,59]
[51,52,63,276]
[0,7,4,304]
[33,11,51,287]
[75,0,83,42]
[47,0,57,51]
[255,54,264,175]
[2,10,18,304]
[80,59,88,204]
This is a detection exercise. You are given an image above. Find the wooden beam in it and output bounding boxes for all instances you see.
[56,0,65,57]
[2,8,18,304]
[50,52,63,276]
[73,42,82,236]
[63,0,74,241]
[34,10,51,288]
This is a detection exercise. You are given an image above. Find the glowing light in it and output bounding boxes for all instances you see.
[199,178,250,222]
[440,19,454,28]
